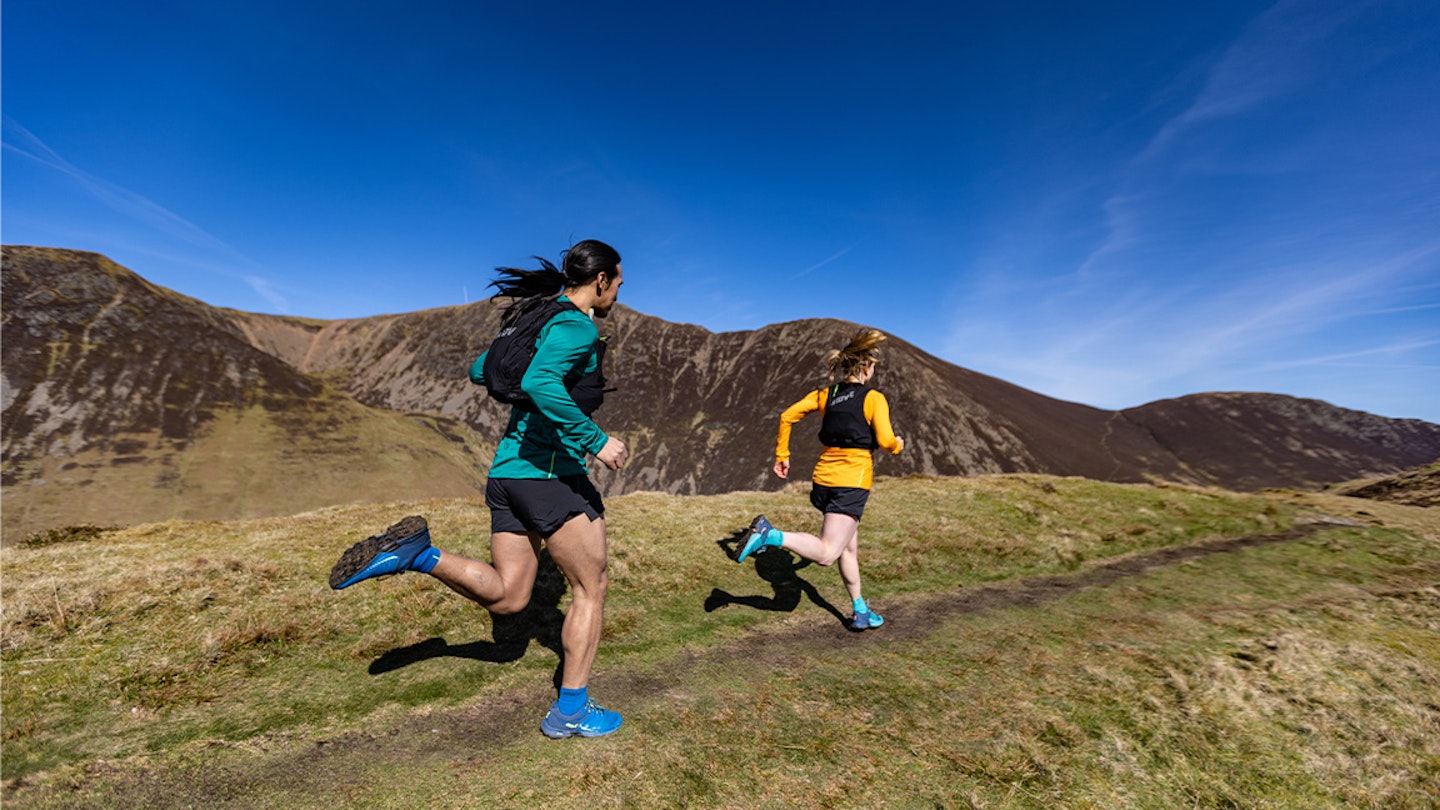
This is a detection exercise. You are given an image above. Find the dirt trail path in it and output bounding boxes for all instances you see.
[35,522,1336,808]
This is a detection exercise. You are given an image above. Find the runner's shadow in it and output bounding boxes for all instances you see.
[706,533,845,622]
[369,550,567,676]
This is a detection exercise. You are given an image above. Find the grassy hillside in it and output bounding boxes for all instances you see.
[2,394,493,542]
[2,475,1436,808]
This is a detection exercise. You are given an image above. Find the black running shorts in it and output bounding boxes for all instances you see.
[809,484,870,520]
[485,476,605,536]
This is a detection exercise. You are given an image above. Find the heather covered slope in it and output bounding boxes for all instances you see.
[4,246,1438,540]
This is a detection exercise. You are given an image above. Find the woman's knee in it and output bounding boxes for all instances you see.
[817,533,854,566]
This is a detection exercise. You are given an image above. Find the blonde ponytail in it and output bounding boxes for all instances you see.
[826,327,885,379]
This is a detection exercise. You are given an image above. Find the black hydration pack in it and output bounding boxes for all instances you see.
[817,382,878,450]
[480,298,610,415]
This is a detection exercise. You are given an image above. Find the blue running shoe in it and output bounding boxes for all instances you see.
[850,609,884,631]
[540,699,623,739]
[328,515,432,590]
[736,515,774,562]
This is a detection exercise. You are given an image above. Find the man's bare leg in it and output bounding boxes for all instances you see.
[543,514,608,689]
[427,531,541,614]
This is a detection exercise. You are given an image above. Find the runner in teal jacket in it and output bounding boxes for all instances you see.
[469,298,608,479]
[329,240,629,740]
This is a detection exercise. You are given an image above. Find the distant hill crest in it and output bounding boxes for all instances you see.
[4,245,1438,539]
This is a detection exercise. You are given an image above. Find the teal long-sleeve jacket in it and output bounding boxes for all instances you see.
[469,298,609,479]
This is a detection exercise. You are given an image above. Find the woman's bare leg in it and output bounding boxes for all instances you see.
[776,513,860,567]
[837,529,863,601]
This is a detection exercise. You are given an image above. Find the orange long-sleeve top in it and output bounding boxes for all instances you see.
[774,387,902,490]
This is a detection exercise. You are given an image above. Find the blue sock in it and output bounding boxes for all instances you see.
[853,597,868,614]
[411,547,442,574]
[558,686,588,715]
[764,528,784,547]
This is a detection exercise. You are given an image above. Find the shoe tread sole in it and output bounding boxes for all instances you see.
[541,721,621,739]
[327,515,428,589]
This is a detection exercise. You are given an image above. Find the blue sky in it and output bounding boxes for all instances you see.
[5,0,1438,423]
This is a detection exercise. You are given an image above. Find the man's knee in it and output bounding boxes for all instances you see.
[573,570,609,601]
[488,595,531,615]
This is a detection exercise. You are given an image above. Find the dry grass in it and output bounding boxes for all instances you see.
[2,476,1437,808]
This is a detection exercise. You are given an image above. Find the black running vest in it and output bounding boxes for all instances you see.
[817,382,878,450]
[481,298,610,416]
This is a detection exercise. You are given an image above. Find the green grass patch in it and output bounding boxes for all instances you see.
[3,475,1436,808]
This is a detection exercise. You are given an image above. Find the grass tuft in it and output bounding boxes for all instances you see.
[19,524,119,548]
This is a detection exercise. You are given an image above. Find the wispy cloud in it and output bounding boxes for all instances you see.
[945,240,1439,412]
[1079,0,1372,277]
[243,276,292,312]
[1165,247,1434,370]
[1357,302,1440,317]
[5,117,227,253]
[1251,339,1440,372]
[2,116,291,312]
[1138,0,1367,163]
[1011,0,1440,411]
[1075,192,1145,277]
[793,243,859,279]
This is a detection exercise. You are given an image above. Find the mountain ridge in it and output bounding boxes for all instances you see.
[4,245,1437,540]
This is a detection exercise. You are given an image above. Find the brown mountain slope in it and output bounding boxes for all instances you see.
[222,302,1193,495]
[1122,393,1440,491]
[4,246,1437,539]
[1,247,491,539]
[229,299,1439,498]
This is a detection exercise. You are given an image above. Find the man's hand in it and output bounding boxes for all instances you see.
[596,436,629,470]
[773,459,790,479]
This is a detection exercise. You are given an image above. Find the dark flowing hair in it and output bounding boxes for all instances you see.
[489,239,622,325]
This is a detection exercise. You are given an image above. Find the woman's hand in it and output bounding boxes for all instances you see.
[773,459,790,479]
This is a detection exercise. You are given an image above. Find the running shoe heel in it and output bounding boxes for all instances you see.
[736,514,774,563]
[850,610,884,631]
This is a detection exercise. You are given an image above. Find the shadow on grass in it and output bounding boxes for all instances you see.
[707,528,845,624]
[369,550,567,676]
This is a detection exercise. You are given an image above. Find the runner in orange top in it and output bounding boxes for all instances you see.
[736,328,904,630]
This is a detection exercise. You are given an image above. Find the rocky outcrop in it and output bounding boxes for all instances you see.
[1326,462,1440,508]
